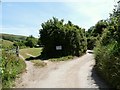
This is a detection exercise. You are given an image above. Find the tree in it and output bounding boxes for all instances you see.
[39,17,87,58]
[25,35,37,48]
[37,38,42,47]
[90,20,108,37]
[86,20,108,50]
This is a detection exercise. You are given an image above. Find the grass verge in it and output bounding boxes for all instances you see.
[31,60,47,67]
[49,55,74,62]
[1,50,26,88]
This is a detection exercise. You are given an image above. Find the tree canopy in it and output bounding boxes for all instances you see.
[25,35,37,48]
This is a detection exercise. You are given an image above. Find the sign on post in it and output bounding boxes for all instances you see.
[56,46,62,50]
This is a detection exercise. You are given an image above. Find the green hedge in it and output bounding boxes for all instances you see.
[87,36,97,50]
[95,43,120,89]
[94,19,120,89]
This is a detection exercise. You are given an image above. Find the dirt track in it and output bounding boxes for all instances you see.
[15,52,108,88]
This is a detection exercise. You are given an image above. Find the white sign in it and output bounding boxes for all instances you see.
[56,46,62,50]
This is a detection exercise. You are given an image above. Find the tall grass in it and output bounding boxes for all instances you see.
[0,40,13,49]
[1,50,26,88]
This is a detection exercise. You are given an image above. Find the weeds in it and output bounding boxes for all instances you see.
[1,50,26,88]
[49,55,73,62]
[31,60,47,67]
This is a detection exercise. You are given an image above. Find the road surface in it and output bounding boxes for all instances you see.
[15,52,108,88]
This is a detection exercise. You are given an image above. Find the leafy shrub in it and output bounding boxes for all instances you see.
[95,42,120,89]
[86,20,108,50]
[87,36,97,50]
[25,35,38,48]
[94,16,120,89]
[1,50,26,88]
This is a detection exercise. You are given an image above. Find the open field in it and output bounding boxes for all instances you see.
[20,48,42,59]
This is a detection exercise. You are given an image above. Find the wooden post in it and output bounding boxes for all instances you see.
[16,46,19,57]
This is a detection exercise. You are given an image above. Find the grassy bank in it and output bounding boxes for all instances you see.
[1,50,26,88]
[0,40,13,49]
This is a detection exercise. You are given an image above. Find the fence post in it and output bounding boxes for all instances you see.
[16,46,19,57]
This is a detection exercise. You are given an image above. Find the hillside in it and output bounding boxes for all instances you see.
[0,33,27,42]
[0,39,14,48]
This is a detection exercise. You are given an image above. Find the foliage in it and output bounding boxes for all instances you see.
[93,20,108,37]
[87,36,97,50]
[25,35,38,48]
[94,2,120,89]
[37,38,42,47]
[39,17,87,58]
[86,20,108,50]
[1,50,26,88]
[13,41,26,49]
[86,26,95,37]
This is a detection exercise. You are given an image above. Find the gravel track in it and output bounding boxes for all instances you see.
[15,53,108,88]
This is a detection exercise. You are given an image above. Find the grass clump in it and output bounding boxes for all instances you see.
[49,55,73,62]
[31,60,47,67]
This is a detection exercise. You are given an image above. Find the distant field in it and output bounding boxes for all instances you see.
[0,39,13,48]
[1,33,27,42]
[20,48,42,59]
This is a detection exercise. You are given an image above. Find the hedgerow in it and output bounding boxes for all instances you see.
[94,15,120,89]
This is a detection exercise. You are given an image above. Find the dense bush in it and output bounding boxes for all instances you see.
[39,17,87,58]
[86,20,108,50]
[25,35,38,48]
[94,8,120,89]
[87,36,97,50]
[94,38,120,89]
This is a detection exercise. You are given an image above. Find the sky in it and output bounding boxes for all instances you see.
[0,0,119,38]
